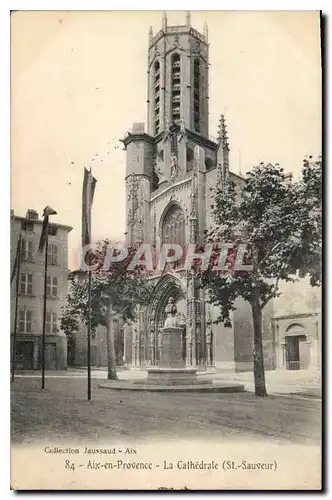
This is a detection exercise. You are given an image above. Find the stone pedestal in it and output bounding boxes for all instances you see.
[146,326,198,385]
[159,326,184,368]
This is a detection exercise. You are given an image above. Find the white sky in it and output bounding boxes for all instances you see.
[11,10,322,269]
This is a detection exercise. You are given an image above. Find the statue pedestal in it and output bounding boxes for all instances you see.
[146,326,199,385]
[159,326,184,368]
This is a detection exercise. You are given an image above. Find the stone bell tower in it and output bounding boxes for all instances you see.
[122,12,244,372]
[147,11,209,138]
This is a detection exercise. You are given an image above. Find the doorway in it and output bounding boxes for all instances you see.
[15,341,33,370]
[45,343,57,370]
[285,334,308,370]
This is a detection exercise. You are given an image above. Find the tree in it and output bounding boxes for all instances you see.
[61,241,153,380]
[289,156,322,286]
[200,158,322,397]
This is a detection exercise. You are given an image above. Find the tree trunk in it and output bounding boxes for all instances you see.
[106,301,118,380]
[251,297,268,397]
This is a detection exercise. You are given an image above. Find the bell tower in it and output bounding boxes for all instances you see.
[147,12,209,138]
[120,12,251,373]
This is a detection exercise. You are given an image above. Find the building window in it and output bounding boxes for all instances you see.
[48,225,58,236]
[194,58,200,132]
[21,221,34,232]
[47,244,58,265]
[46,312,58,334]
[171,54,181,124]
[20,274,32,295]
[47,276,58,297]
[162,205,185,268]
[18,310,32,333]
[154,61,160,135]
[21,240,33,262]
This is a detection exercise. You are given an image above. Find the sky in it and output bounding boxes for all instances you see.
[11,10,322,269]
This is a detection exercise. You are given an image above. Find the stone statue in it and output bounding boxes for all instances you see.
[178,118,186,141]
[149,329,155,365]
[190,187,198,217]
[157,330,163,363]
[155,161,165,184]
[196,325,202,344]
[170,153,180,179]
[132,324,139,346]
[165,116,171,133]
[164,297,178,327]
[132,323,140,367]
[163,117,171,143]
[206,323,213,344]
[206,324,213,366]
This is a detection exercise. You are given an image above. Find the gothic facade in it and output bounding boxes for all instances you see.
[122,13,275,372]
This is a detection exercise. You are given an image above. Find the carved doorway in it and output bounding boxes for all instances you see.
[147,274,186,365]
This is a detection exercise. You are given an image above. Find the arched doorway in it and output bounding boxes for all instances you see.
[147,274,186,366]
[284,323,309,370]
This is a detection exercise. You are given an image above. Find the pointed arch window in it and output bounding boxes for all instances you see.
[171,54,181,124]
[162,205,186,268]
[194,58,200,132]
[154,61,160,135]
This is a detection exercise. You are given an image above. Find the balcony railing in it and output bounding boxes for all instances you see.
[150,30,163,47]
[166,26,188,34]
[286,361,300,370]
[149,26,206,48]
[190,28,205,43]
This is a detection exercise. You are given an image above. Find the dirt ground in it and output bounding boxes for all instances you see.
[11,376,321,446]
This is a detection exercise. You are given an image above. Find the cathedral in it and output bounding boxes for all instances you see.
[121,12,275,372]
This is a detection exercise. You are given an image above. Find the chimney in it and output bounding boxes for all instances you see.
[26,209,39,220]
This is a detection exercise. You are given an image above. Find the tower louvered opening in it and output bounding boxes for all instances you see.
[171,54,181,125]
[154,61,160,135]
[194,58,200,132]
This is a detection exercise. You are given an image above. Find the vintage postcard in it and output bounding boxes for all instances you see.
[10,10,322,491]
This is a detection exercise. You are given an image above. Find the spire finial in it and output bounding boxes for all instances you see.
[203,21,208,42]
[186,11,191,27]
[149,26,153,44]
[162,11,167,31]
[218,113,229,150]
